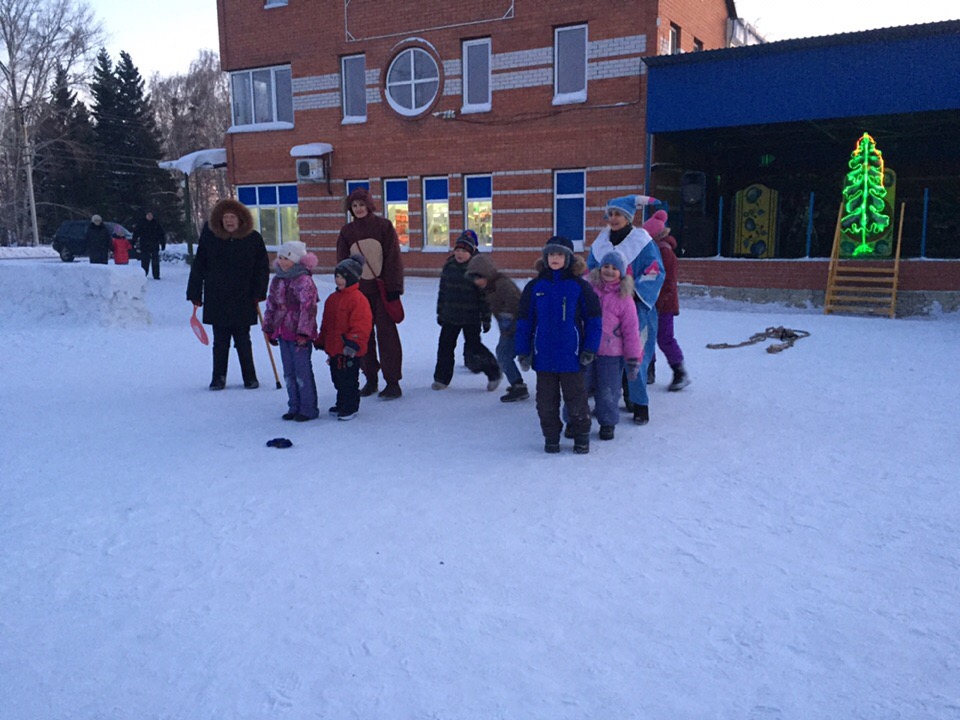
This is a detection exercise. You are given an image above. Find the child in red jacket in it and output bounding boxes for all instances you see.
[316,255,374,421]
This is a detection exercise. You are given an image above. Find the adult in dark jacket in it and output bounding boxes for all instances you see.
[186,198,270,390]
[133,211,166,279]
[85,215,111,264]
[335,187,404,400]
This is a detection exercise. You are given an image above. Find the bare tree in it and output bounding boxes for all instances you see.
[151,50,230,241]
[0,0,102,245]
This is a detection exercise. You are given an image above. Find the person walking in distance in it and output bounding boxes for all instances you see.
[134,211,166,279]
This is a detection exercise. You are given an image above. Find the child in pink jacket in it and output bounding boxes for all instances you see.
[262,241,320,421]
[586,250,643,441]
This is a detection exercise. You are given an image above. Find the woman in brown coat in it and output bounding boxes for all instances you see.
[335,187,405,400]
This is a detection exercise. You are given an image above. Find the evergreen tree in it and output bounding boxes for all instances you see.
[32,66,98,237]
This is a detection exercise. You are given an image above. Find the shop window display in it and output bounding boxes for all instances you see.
[423,177,450,250]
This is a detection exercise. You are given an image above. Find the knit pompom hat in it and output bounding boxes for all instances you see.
[604,196,637,223]
[642,209,668,239]
[543,235,575,268]
[277,240,307,264]
[335,254,365,286]
[599,250,627,277]
[454,229,479,255]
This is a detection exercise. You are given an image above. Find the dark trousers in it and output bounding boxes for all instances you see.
[329,354,362,414]
[360,287,403,385]
[434,322,499,385]
[212,325,257,384]
[141,248,160,279]
[536,371,591,441]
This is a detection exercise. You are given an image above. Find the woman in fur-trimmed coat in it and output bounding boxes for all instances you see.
[187,198,270,390]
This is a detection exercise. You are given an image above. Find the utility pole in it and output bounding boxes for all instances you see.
[16,105,41,247]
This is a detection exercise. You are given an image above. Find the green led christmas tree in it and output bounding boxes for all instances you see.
[840,133,890,257]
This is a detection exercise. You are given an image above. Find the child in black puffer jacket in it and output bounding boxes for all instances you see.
[432,230,501,391]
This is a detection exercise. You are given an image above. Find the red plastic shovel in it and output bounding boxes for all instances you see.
[190,305,209,345]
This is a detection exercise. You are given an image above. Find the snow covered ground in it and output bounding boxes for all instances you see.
[1,257,958,719]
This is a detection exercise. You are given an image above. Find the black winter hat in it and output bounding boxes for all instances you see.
[543,235,575,267]
[335,254,365,286]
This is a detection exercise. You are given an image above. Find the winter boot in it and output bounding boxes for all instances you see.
[647,361,656,385]
[633,405,649,425]
[573,434,590,454]
[244,380,260,389]
[209,375,226,391]
[359,379,379,397]
[486,372,502,392]
[378,383,402,400]
[500,383,530,403]
[668,363,691,391]
[282,412,298,420]
[431,381,448,390]
[544,437,561,454]
[599,425,615,441]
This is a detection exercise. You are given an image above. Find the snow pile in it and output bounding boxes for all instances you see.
[0,261,151,327]
[0,245,60,260]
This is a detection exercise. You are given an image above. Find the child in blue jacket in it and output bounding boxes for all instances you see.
[515,236,602,454]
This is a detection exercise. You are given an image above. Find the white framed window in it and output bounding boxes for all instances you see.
[341,55,367,124]
[554,24,587,106]
[384,179,410,251]
[385,47,440,117]
[464,175,493,249]
[554,170,586,251]
[461,38,491,114]
[423,177,450,251]
[264,0,287,7]
[669,24,681,54]
[237,184,299,245]
[229,65,293,129]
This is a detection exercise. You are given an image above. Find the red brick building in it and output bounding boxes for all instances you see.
[216,0,735,274]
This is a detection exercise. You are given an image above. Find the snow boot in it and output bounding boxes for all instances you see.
[431,381,448,390]
[359,380,378,397]
[599,425,615,441]
[209,375,226,391]
[544,437,561,454]
[647,361,656,385]
[282,412,298,420]
[668,363,690,391]
[244,380,260,389]
[378,383,402,400]
[633,405,649,425]
[486,373,502,392]
[573,434,590,454]
[500,383,530,403]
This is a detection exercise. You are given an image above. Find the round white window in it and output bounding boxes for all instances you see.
[385,47,440,116]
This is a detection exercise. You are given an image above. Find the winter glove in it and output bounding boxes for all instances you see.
[579,350,596,366]
[482,318,491,333]
[342,336,360,358]
[518,355,532,373]
[386,291,401,302]
[626,358,641,381]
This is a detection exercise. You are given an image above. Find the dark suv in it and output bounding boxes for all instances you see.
[51,220,135,262]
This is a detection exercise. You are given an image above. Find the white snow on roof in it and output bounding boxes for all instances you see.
[158,148,227,175]
[290,142,334,157]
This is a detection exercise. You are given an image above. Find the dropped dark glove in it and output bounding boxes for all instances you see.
[626,358,641,381]
[579,350,595,366]
[482,319,491,333]
[518,355,532,372]
[386,291,401,302]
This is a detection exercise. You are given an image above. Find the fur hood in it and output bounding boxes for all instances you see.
[533,253,587,278]
[587,267,636,298]
[209,198,255,239]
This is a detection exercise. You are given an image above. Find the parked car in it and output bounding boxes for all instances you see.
[51,220,135,262]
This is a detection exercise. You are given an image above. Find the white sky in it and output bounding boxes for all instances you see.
[91,0,960,79]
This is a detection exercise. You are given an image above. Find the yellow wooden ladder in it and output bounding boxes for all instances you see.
[824,202,904,318]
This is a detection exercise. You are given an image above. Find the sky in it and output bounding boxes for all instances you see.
[92,0,960,79]
[1,249,958,718]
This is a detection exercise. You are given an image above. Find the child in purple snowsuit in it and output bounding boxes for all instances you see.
[262,241,320,421]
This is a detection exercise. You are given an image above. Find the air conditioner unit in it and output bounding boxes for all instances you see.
[296,158,325,183]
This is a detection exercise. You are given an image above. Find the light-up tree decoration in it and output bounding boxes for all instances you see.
[840,133,890,257]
